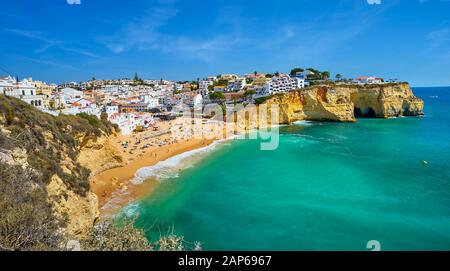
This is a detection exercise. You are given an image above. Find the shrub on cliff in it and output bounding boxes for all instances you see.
[80,219,189,251]
[0,163,66,251]
[77,112,119,135]
[80,220,153,251]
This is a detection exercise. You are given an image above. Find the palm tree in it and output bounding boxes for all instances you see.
[335,74,342,81]
[321,71,330,80]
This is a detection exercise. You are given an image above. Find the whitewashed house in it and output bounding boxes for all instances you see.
[184,93,203,109]
[354,76,384,84]
[63,98,100,117]
[199,79,214,90]
[1,76,45,107]
[0,75,15,94]
[60,87,83,105]
[140,95,160,109]
[108,113,138,135]
[226,78,247,92]
[263,74,305,95]
[105,104,119,117]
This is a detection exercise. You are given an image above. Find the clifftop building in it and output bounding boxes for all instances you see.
[1,76,45,107]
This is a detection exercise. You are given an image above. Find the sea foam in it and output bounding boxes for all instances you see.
[132,137,234,184]
[292,120,316,126]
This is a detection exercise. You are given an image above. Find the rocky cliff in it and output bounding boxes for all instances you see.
[48,134,125,235]
[0,95,122,237]
[263,82,424,123]
[77,135,125,177]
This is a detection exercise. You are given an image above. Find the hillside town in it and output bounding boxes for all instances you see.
[0,69,393,136]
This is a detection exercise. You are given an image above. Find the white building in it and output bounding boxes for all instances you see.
[0,75,15,94]
[108,113,138,135]
[354,76,384,84]
[226,78,247,92]
[1,76,45,107]
[293,70,314,80]
[60,87,83,105]
[140,95,160,108]
[184,93,203,109]
[63,98,101,117]
[194,89,209,98]
[199,79,214,90]
[105,104,119,117]
[263,74,305,95]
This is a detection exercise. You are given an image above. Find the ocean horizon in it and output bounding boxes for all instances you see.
[120,86,450,251]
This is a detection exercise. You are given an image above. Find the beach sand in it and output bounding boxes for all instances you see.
[91,138,215,213]
[91,117,240,215]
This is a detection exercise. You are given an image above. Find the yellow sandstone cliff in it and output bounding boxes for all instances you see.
[263,83,423,123]
[46,134,125,235]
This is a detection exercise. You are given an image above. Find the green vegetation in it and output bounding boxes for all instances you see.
[290,68,305,76]
[255,96,272,105]
[77,112,118,134]
[286,67,333,80]
[321,71,330,80]
[214,79,229,87]
[132,73,146,86]
[81,220,190,251]
[0,164,63,251]
[81,219,153,251]
[244,89,256,97]
[209,91,225,101]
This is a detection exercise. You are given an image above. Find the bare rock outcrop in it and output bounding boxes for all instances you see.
[77,135,125,176]
[46,175,99,236]
[262,83,423,123]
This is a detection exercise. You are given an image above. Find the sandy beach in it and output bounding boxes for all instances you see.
[91,117,242,215]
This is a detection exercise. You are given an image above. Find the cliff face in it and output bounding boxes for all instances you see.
[77,135,125,177]
[46,175,100,235]
[0,95,121,237]
[48,134,125,235]
[348,83,424,118]
[264,86,356,123]
[263,83,424,123]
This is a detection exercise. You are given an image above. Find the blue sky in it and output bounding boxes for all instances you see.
[0,0,449,86]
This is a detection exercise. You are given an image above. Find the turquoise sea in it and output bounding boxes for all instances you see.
[123,87,450,251]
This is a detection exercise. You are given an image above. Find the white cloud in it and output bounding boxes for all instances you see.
[102,4,250,62]
[367,0,381,4]
[15,55,77,70]
[5,28,99,58]
[67,0,81,5]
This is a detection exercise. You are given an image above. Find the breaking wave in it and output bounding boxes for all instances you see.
[132,137,234,184]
